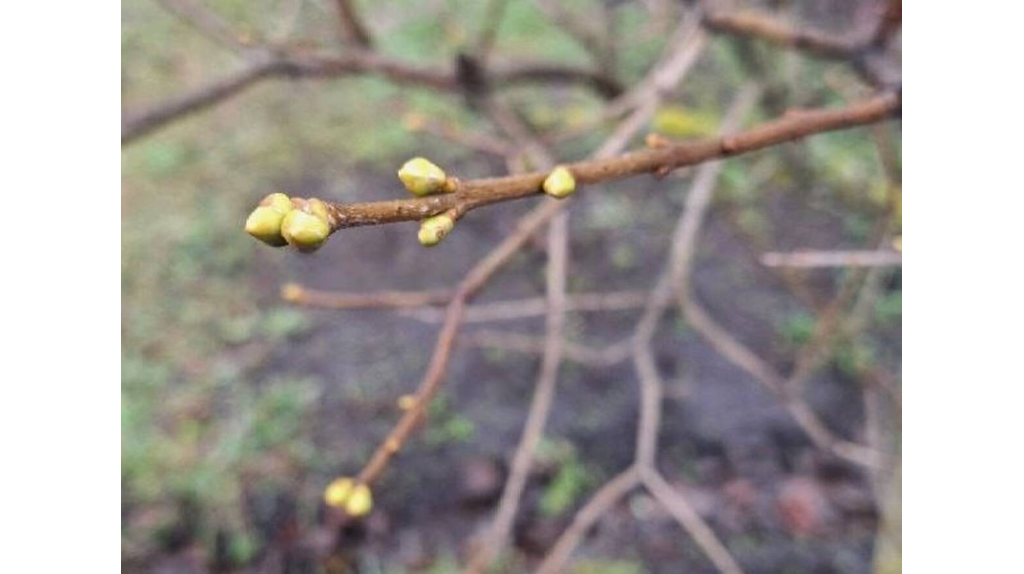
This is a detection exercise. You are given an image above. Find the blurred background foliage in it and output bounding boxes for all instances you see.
[123,1,899,572]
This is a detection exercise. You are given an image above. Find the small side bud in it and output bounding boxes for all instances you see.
[417,214,455,247]
[282,199,331,253]
[398,157,449,196]
[542,166,576,199]
[245,192,294,247]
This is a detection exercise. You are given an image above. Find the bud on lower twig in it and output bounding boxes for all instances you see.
[542,166,576,199]
[324,477,374,517]
[281,198,331,253]
[398,157,450,196]
[418,213,455,247]
[245,192,294,247]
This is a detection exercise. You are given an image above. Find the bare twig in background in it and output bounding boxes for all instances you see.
[703,9,861,59]
[464,214,568,574]
[332,0,373,48]
[284,282,647,320]
[628,90,759,574]
[643,470,743,574]
[403,112,516,157]
[403,291,647,323]
[525,86,762,574]
[702,4,901,86]
[156,0,258,55]
[760,249,902,268]
[471,0,511,61]
[123,50,621,144]
[533,467,641,574]
[281,283,452,310]
[121,59,282,143]
[462,330,633,369]
[534,0,617,77]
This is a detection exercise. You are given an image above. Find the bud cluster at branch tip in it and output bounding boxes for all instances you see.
[418,213,455,247]
[542,166,576,199]
[398,157,453,196]
[324,477,373,517]
[281,198,331,253]
[245,192,294,247]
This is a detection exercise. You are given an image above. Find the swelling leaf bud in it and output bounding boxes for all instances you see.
[542,166,576,199]
[417,214,455,247]
[282,199,331,253]
[324,477,354,507]
[398,157,448,196]
[245,192,294,247]
[345,483,373,517]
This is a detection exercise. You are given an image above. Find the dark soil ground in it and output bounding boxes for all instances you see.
[165,155,902,574]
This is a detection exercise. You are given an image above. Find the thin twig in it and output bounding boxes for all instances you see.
[281,283,452,309]
[472,0,511,61]
[403,112,516,157]
[760,249,902,268]
[532,467,641,574]
[402,290,648,323]
[122,52,622,144]
[122,59,283,144]
[332,0,373,48]
[643,470,744,574]
[464,213,568,574]
[156,0,258,56]
[463,330,633,369]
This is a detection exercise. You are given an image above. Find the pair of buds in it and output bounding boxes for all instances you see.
[245,193,331,252]
[397,158,460,247]
[399,157,577,200]
[323,477,373,517]
[400,158,577,247]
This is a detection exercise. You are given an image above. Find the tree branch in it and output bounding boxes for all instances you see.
[121,52,622,144]
[121,59,283,144]
[760,249,902,268]
[296,93,899,238]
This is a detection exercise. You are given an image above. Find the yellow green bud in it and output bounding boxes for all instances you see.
[417,214,455,247]
[246,207,288,246]
[542,166,576,199]
[398,157,448,196]
[345,484,373,517]
[263,192,294,214]
[323,477,373,517]
[324,477,354,507]
[282,199,331,253]
[245,192,294,247]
